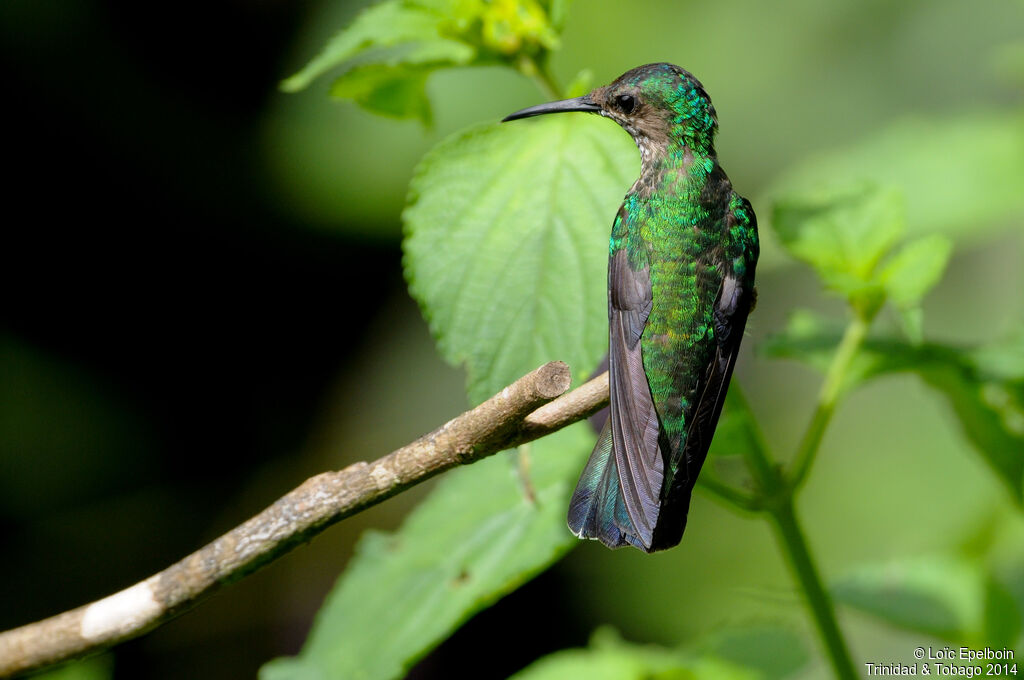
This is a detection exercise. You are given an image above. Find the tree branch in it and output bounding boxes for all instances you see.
[0,362,610,678]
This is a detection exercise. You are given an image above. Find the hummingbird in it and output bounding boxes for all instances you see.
[504,63,758,552]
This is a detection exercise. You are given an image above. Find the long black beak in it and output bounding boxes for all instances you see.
[502,95,601,122]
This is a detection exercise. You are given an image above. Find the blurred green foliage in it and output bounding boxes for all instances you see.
[281,0,568,122]
[264,0,1024,678]
[833,555,1020,648]
[765,314,1024,504]
[510,626,808,680]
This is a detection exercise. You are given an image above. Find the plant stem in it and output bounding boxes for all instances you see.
[698,475,758,511]
[769,499,857,680]
[720,362,864,677]
[787,313,870,490]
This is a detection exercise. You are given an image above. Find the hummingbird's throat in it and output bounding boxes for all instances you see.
[629,136,702,198]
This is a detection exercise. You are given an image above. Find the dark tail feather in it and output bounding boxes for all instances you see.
[567,420,643,550]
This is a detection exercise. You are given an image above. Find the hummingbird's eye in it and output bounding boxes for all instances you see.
[615,93,636,114]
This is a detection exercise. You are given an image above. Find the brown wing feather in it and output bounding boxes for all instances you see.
[606,248,661,549]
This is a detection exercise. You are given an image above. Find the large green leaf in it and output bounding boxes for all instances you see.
[261,424,595,680]
[763,315,1024,502]
[833,556,1021,646]
[404,115,637,402]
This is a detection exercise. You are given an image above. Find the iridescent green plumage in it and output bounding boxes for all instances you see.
[505,63,758,552]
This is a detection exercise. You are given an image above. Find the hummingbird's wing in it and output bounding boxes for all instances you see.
[568,247,662,551]
[684,274,749,475]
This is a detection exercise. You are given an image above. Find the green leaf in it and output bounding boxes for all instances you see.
[281,1,472,93]
[329,63,433,122]
[281,0,564,122]
[833,556,1021,646]
[403,115,637,403]
[261,424,595,680]
[478,0,560,55]
[880,235,954,309]
[694,625,809,680]
[34,656,113,680]
[879,234,953,342]
[708,390,762,459]
[764,113,1024,245]
[771,182,905,310]
[512,626,807,680]
[763,317,1024,502]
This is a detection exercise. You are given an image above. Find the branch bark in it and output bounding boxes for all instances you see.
[0,362,610,678]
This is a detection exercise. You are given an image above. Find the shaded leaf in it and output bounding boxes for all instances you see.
[404,115,637,403]
[261,425,595,680]
[512,626,806,680]
[708,389,762,459]
[763,316,1024,502]
[833,556,1021,646]
[694,625,809,680]
[329,63,434,122]
[34,656,113,680]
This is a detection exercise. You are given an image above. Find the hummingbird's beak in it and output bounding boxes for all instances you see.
[502,95,601,122]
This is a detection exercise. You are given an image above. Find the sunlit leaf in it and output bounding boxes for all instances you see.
[879,234,953,342]
[833,556,1021,646]
[763,316,1024,503]
[281,1,473,93]
[771,183,904,312]
[479,0,559,55]
[404,115,637,403]
[765,113,1024,245]
[282,0,563,122]
[261,425,595,680]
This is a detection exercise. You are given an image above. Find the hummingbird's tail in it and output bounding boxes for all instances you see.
[567,421,649,551]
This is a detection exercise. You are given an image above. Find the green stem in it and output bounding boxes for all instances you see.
[787,313,870,490]
[698,475,758,511]
[719,361,866,676]
[769,499,857,680]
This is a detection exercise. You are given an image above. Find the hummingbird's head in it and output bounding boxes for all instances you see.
[503,63,718,158]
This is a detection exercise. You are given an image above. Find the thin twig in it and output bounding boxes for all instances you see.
[0,362,611,678]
